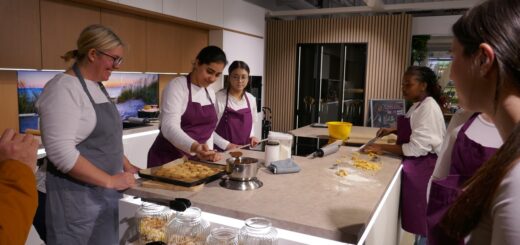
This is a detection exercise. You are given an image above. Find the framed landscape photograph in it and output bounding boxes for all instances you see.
[17,71,159,133]
[370,99,406,128]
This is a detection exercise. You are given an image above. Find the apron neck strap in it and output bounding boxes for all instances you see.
[72,63,112,103]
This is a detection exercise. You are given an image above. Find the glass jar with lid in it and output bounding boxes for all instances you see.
[238,217,278,245]
[135,202,174,245]
[205,227,238,245]
[167,207,210,245]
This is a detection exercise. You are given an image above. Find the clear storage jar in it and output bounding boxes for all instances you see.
[238,217,278,245]
[167,207,210,245]
[135,202,174,245]
[205,227,238,245]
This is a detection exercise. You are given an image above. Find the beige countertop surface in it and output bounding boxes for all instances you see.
[289,125,397,145]
[126,147,402,244]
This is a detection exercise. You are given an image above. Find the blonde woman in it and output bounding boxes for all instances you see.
[37,24,136,244]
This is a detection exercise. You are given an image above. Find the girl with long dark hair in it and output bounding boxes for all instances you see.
[440,0,520,243]
[214,61,260,151]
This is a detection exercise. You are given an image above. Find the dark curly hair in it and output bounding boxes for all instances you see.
[404,66,442,106]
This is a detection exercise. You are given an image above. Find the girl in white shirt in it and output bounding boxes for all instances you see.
[440,0,520,244]
[364,66,446,245]
[426,110,502,244]
[214,61,259,151]
[147,46,227,167]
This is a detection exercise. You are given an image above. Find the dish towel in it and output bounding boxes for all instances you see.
[267,159,301,174]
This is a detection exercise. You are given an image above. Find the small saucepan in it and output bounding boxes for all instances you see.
[225,157,260,181]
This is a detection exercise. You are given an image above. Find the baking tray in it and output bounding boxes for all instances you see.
[138,160,226,187]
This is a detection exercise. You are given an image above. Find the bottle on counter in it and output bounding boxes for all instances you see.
[167,207,210,245]
[206,227,239,245]
[264,141,280,167]
[238,217,278,245]
[135,202,174,245]
[268,131,293,160]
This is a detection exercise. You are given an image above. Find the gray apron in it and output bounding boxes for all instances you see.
[45,63,124,245]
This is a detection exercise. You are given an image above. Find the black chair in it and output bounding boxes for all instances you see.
[343,99,364,125]
[261,107,272,139]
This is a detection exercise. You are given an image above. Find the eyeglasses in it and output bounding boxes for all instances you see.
[96,50,123,67]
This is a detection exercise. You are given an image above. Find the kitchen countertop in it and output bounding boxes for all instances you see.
[289,125,397,145]
[125,147,402,244]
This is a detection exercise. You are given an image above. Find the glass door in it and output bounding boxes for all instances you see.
[295,43,367,128]
[319,44,343,123]
[295,44,320,128]
[342,44,367,126]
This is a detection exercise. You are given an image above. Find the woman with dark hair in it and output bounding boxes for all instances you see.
[426,110,502,245]
[213,61,259,151]
[364,66,446,244]
[440,0,520,243]
[148,46,227,167]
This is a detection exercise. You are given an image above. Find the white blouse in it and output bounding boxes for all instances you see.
[213,90,258,149]
[402,96,446,157]
[468,160,520,244]
[36,73,109,173]
[159,76,217,154]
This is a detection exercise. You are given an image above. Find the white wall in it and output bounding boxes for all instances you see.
[223,0,266,37]
[412,15,461,36]
[222,31,264,76]
[208,30,225,92]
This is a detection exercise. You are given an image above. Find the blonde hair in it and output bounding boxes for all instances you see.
[61,24,124,62]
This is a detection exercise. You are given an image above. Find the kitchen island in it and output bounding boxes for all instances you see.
[120,145,403,244]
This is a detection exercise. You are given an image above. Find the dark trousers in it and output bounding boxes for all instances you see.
[33,190,46,243]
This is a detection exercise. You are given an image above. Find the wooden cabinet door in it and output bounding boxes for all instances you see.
[145,19,182,73]
[41,0,100,69]
[0,0,41,69]
[101,9,146,72]
[178,26,208,73]
[0,71,19,132]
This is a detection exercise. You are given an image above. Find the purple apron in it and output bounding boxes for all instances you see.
[398,101,438,236]
[147,76,218,167]
[214,92,253,151]
[426,113,497,244]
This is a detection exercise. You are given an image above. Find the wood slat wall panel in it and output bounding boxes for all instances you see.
[265,15,412,132]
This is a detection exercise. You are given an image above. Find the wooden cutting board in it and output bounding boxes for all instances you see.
[141,179,204,192]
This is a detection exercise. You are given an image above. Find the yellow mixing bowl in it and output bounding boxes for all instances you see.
[326,121,352,140]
